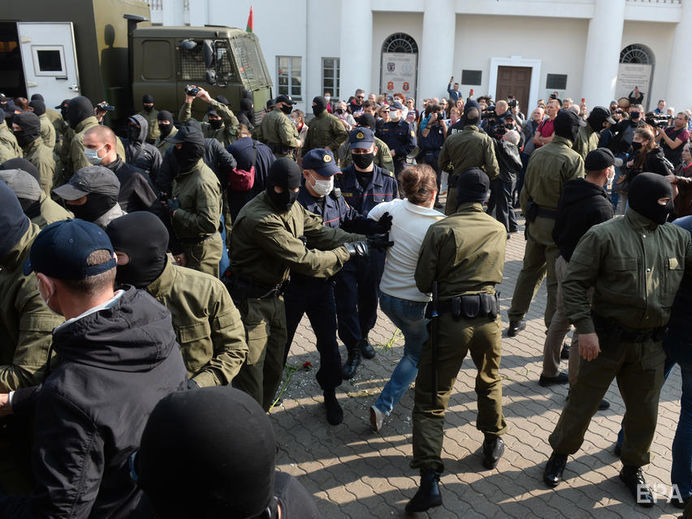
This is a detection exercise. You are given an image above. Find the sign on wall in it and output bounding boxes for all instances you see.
[615,63,652,109]
[380,52,417,97]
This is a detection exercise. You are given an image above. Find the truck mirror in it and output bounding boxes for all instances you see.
[202,40,215,69]
[205,69,217,86]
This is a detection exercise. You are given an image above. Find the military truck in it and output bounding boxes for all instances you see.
[0,0,272,124]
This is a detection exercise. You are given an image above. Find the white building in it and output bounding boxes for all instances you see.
[147,0,691,114]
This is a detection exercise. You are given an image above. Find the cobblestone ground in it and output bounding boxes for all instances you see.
[271,217,683,519]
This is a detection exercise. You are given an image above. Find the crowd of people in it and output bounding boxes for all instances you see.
[0,77,692,518]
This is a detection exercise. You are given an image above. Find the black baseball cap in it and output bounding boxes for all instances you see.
[275,94,295,106]
[53,166,120,201]
[165,119,205,145]
[585,148,623,171]
[23,219,116,279]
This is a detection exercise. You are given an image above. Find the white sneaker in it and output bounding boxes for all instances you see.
[370,405,384,432]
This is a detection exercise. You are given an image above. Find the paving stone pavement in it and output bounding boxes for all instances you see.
[271,217,683,519]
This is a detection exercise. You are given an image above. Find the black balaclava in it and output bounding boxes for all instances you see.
[0,181,30,262]
[0,158,40,187]
[586,106,610,132]
[30,94,44,102]
[553,109,580,143]
[266,158,301,212]
[66,96,94,130]
[142,94,154,111]
[58,99,70,120]
[628,172,674,225]
[280,103,292,115]
[240,98,254,119]
[207,108,223,129]
[173,121,206,172]
[137,387,277,519]
[456,167,490,207]
[13,112,41,148]
[157,110,174,138]
[69,193,117,222]
[127,115,145,145]
[312,96,327,117]
[106,212,169,288]
[29,99,46,117]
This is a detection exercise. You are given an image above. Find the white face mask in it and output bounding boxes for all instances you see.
[324,96,331,103]
[84,144,105,165]
[310,174,334,197]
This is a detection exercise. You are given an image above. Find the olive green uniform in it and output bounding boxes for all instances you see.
[69,116,126,175]
[438,125,499,214]
[154,125,177,158]
[228,191,363,410]
[509,136,584,328]
[572,125,599,160]
[412,202,507,474]
[549,208,692,467]
[31,192,73,229]
[171,158,223,277]
[302,111,348,154]
[146,260,247,386]
[338,135,395,174]
[38,113,56,150]
[178,99,239,147]
[138,108,160,143]
[0,121,22,163]
[259,109,301,159]
[22,137,55,194]
[0,223,64,493]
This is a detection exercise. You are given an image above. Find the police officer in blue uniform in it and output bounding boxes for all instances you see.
[283,148,391,424]
[376,101,417,177]
[336,128,399,378]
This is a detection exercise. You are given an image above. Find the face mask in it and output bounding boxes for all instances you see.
[128,126,141,143]
[158,123,172,138]
[267,187,298,212]
[69,193,117,222]
[631,141,643,152]
[144,105,153,112]
[280,104,292,115]
[84,144,106,165]
[631,112,640,120]
[352,152,374,170]
[335,108,344,115]
[14,130,33,148]
[173,142,204,171]
[209,119,223,130]
[324,96,331,103]
[309,174,334,197]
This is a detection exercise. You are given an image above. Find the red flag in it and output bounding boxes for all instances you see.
[246,6,253,32]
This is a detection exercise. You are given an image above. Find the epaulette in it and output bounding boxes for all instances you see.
[383,169,395,178]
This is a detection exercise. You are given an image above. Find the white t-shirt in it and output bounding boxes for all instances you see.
[368,199,445,302]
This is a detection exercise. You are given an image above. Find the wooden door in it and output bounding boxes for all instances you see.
[496,66,531,113]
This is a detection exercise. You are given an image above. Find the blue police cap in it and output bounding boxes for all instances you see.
[302,149,340,177]
[24,219,116,280]
[349,127,375,149]
[388,101,404,111]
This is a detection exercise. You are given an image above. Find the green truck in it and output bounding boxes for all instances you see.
[0,0,272,124]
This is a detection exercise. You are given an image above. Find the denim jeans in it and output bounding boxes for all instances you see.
[375,293,429,415]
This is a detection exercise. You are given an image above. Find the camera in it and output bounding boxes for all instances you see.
[644,112,671,129]
[508,99,517,108]
[492,122,507,139]
[481,106,496,119]
[184,85,200,96]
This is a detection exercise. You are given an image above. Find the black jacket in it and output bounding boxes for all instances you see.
[122,114,163,183]
[493,138,522,177]
[0,287,187,518]
[552,178,614,261]
[106,157,157,212]
[625,145,670,182]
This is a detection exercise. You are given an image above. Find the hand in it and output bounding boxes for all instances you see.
[173,253,187,267]
[669,175,679,185]
[578,332,601,361]
[367,234,394,250]
[0,393,12,417]
[450,76,454,81]
[166,198,181,214]
[390,149,396,157]
[375,212,392,233]
[196,87,212,103]
[344,241,369,258]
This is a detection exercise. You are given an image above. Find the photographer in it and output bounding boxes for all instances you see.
[178,85,240,147]
[417,105,447,206]
[655,112,690,168]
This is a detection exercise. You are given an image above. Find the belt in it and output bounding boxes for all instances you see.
[178,233,214,246]
[536,207,558,219]
[228,275,287,299]
[426,293,498,320]
[592,313,665,342]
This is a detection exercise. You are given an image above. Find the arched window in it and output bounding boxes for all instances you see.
[382,33,418,54]
[620,44,655,65]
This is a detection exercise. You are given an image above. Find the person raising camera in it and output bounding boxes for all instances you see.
[655,112,691,169]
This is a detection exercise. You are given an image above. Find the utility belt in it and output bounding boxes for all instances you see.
[592,312,666,343]
[228,274,288,300]
[426,293,499,320]
[267,142,295,158]
[525,200,557,222]
[177,233,214,246]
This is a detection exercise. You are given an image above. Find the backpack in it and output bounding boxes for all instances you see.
[228,140,257,192]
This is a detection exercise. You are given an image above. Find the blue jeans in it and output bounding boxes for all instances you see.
[374,293,429,415]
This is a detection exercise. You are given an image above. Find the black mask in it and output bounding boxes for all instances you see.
[280,104,292,115]
[631,112,640,120]
[266,187,298,212]
[209,119,223,130]
[312,106,325,117]
[352,152,374,170]
[628,172,674,225]
[312,96,327,117]
[128,125,141,144]
[631,141,643,152]
[19,198,41,218]
[14,130,34,148]
[173,142,204,171]
[265,157,302,212]
[336,108,344,115]
[69,193,117,222]
[158,124,172,138]
[143,105,153,112]
[13,112,41,148]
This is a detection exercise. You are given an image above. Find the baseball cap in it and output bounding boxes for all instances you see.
[23,219,116,279]
[275,94,296,106]
[590,106,616,125]
[165,119,205,145]
[53,166,120,201]
[388,101,404,111]
[0,168,41,201]
[302,149,340,177]
[585,148,623,171]
[349,127,375,150]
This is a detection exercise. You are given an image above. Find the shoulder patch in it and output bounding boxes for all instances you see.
[410,130,416,138]
[384,170,395,178]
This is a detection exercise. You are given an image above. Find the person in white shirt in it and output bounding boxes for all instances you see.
[367,164,444,432]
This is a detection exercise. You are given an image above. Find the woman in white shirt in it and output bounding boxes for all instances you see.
[367,164,444,432]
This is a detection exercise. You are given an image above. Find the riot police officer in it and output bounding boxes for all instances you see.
[376,101,416,177]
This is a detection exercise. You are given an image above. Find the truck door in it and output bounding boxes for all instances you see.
[16,22,80,109]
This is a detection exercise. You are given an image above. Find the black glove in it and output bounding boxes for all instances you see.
[375,211,393,233]
[344,241,369,258]
[166,198,181,213]
[367,234,394,251]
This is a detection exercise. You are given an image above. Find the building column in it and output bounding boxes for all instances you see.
[339,0,372,101]
[418,0,456,103]
[580,0,625,108]
[667,0,692,111]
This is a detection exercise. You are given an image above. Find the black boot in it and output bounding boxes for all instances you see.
[405,469,442,513]
[543,452,567,487]
[507,320,526,337]
[482,436,505,469]
[342,347,361,379]
[359,336,376,359]
[323,390,343,425]
[620,465,655,507]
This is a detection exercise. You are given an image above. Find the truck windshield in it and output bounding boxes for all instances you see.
[177,39,236,83]
[230,36,270,89]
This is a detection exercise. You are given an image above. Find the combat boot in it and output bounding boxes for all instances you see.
[359,336,376,359]
[620,465,655,507]
[405,469,442,513]
[323,390,343,425]
[342,346,361,379]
